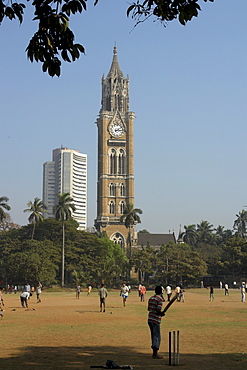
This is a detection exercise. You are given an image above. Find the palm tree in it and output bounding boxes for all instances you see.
[24,197,47,239]
[197,220,214,243]
[54,192,76,287]
[0,196,11,221]
[120,203,142,258]
[233,210,247,239]
[215,225,225,237]
[182,224,198,245]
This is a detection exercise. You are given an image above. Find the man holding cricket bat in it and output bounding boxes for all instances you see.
[148,285,165,359]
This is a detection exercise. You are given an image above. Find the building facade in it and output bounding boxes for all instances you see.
[43,147,87,230]
[94,47,135,250]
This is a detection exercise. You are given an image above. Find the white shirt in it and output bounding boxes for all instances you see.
[166,285,172,294]
[20,292,30,299]
[121,286,129,296]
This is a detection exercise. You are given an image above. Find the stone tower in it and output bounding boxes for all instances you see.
[94,47,135,250]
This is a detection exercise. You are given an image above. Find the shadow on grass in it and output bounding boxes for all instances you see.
[0,346,247,370]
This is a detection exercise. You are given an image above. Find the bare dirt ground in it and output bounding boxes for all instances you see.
[0,288,247,369]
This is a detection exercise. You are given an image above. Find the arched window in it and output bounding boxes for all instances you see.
[109,149,117,174]
[109,183,115,196]
[120,183,125,197]
[111,232,125,249]
[119,201,125,214]
[109,201,115,214]
[118,148,125,174]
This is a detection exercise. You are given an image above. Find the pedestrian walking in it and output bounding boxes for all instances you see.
[140,284,146,302]
[120,283,129,307]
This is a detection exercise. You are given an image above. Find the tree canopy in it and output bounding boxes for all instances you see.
[0,0,215,76]
[0,218,128,286]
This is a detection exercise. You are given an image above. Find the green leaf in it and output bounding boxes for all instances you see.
[78,0,87,10]
[61,49,71,62]
[74,43,85,54]
[42,61,49,72]
[127,4,135,17]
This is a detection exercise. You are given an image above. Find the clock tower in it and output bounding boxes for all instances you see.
[94,47,135,251]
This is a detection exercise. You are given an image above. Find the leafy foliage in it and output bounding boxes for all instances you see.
[132,242,207,285]
[0,213,21,231]
[0,0,215,76]
[127,0,215,26]
[54,192,76,287]
[219,237,247,277]
[120,203,142,257]
[0,0,90,76]
[233,210,247,239]
[0,219,128,285]
[24,197,47,239]
[0,235,59,284]
[0,196,11,222]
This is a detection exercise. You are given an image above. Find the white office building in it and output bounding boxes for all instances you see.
[43,147,87,230]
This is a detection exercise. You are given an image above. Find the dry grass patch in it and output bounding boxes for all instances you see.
[0,288,247,369]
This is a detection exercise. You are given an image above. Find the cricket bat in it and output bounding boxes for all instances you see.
[162,293,179,314]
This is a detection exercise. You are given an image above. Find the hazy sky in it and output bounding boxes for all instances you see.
[1,0,247,235]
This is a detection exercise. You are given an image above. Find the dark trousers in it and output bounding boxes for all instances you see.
[20,297,28,307]
[148,321,161,350]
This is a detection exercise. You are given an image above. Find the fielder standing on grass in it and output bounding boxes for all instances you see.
[148,286,165,359]
[98,283,108,312]
[0,287,4,308]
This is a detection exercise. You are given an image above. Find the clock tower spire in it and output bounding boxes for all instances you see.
[101,46,129,113]
[95,47,135,251]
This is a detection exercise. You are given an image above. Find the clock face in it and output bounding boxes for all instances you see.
[110,123,124,137]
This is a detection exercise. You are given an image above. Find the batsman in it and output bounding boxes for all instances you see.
[148,286,178,359]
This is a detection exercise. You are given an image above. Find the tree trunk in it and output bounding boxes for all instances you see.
[31,223,36,240]
[129,226,132,279]
[129,226,132,258]
[62,221,65,287]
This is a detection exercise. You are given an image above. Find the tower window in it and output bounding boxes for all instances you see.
[120,183,125,196]
[118,148,126,174]
[109,183,116,196]
[109,149,117,174]
[119,201,125,214]
[109,200,115,214]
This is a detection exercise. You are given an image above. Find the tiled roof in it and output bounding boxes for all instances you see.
[137,232,176,247]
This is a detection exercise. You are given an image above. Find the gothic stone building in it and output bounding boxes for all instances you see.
[94,47,135,251]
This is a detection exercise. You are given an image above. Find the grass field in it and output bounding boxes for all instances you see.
[0,288,247,369]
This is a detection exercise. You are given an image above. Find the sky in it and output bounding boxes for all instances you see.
[1,0,247,236]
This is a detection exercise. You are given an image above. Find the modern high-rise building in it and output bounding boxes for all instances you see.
[94,47,135,250]
[43,147,87,230]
